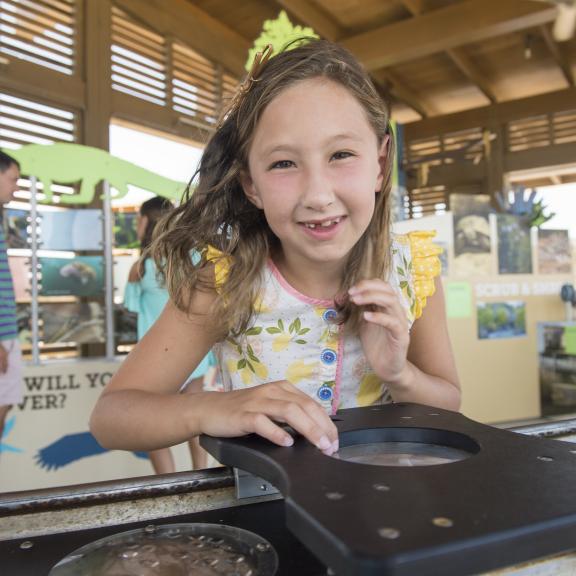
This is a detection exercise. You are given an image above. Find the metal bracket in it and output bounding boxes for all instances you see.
[233,468,280,500]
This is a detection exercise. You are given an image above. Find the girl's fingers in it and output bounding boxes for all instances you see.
[351,291,401,310]
[363,311,407,336]
[264,395,338,452]
[244,412,295,447]
[351,291,406,320]
[244,388,339,453]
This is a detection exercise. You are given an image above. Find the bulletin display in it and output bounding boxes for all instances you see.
[394,193,574,424]
[4,204,139,361]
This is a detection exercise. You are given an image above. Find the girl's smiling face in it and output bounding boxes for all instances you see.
[241,77,387,283]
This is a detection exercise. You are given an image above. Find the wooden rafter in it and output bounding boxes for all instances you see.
[273,0,342,41]
[371,69,429,119]
[447,50,497,103]
[539,25,575,87]
[341,0,557,71]
[114,0,250,76]
[401,0,496,103]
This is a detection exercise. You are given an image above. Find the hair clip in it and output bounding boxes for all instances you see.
[219,44,274,127]
[248,44,273,83]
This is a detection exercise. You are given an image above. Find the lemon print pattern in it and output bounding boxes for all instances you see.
[267,318,310,352]
[356,373,384,407]
[226,329,269,386]
[211,233,441,409]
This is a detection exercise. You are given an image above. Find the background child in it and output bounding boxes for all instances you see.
[91,39,460,458]
[0,151,23,466]
[124,196,212,471]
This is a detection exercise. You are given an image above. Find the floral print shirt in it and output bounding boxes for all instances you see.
[210,232,441,414]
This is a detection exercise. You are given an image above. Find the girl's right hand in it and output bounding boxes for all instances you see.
[195,382,339,455]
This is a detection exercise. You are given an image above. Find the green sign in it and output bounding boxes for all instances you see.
[10,143,187,204]
[446,282,473,319]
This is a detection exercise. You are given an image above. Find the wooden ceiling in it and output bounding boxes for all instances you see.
[2,0,574,190]
[121,0,571,190]
[163,0,576,126]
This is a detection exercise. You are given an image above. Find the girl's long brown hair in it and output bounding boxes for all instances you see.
[152,39,394,337]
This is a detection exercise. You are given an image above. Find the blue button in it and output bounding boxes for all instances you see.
[317,385,333,401]
[323,308,337,322]
[320,348,337,365]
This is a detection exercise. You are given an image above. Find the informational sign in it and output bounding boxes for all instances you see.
[39,256,104,297]
[40,209,103,251]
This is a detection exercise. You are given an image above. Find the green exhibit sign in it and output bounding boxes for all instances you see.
[10,143,187,204]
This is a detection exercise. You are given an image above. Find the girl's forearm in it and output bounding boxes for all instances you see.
[387,362,461,411]
[90,389,206,451]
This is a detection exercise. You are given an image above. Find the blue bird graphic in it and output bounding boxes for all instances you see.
[35,431,148,471]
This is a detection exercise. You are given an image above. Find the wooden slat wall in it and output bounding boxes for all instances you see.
[403,127,484,217]
[173,40,219,126]
[110,6,238,132]
[404,109,576,216]
[111,6,167,106]
[0,0,242,150]
[0,91,78,200]
[0,0,75,75]
[507,109,576,152]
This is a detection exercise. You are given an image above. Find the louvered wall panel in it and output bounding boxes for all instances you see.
[0,0,75,75]
[110,4,239,131]
[111,6,167,107]
[0,91,77,201]
[404,127,485,217]
[172,41,219,126]
[507,115,550,151]
[552,110,576,145]
[404,186,448,219]
[507,110,576,152]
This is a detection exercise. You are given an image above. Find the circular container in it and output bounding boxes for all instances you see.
[49,522,278,576]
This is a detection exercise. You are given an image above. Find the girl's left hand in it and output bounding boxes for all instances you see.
[348,279,410,385]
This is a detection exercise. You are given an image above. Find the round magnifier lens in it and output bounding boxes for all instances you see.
[335,441,472,466]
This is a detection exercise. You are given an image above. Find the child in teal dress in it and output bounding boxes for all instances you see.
[124,196,214,472]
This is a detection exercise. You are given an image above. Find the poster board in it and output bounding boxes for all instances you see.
[394,213,571,423]
[0,360,195,493]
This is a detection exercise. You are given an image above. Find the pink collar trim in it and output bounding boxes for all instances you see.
[267,259,334,307]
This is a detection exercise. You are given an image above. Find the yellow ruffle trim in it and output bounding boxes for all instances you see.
[205,245,231,289]
[406,230,442,319]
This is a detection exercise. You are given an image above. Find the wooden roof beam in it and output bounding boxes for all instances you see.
[539,25,575,87]
[371,69,429,119]
[405,87,576,141]
[400,0,497,103]
[114,0,251,77]
[342,0,557,71]
[447,50,497,103]
[273,0,342,41]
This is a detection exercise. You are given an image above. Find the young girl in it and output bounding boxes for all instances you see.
[91,39,460,459]
[124,196,213,471]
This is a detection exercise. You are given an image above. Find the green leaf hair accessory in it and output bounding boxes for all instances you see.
[245,10,319,71]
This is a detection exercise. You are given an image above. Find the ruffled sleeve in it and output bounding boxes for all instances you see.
[407,230,442,319]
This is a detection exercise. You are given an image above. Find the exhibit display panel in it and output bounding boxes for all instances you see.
[538,321,576,416]
[394,208,573,423]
